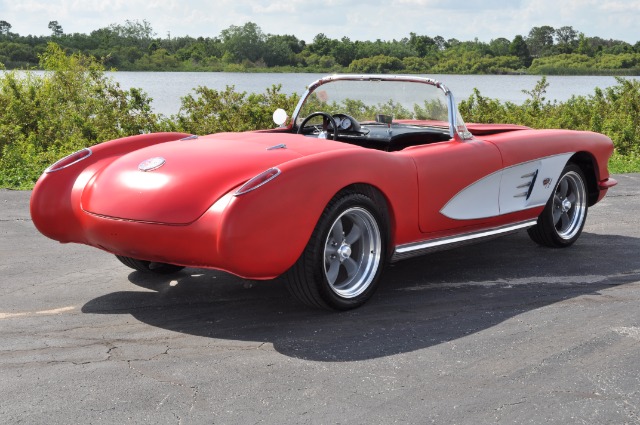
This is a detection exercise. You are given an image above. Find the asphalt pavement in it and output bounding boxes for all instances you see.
[1,174,639,424]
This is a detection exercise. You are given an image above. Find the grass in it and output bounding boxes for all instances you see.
[608,151,640,174]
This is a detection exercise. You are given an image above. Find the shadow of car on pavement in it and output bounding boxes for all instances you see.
[82,231,640,362]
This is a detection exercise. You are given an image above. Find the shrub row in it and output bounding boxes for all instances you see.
[1,44,638,189]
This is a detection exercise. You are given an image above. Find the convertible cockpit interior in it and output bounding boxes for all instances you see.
[294,112,452,151]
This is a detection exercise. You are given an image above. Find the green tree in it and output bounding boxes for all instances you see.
[527,25,555,57]
[0,42,37,64]
[263,34,301,66]
[408,32,436,57]
[510,35,532,67]
[0,20,11,36]
[576,33,594,56]
[333,36,356,66]
[489,37,511,56]
[90,27,118,48]
[48,21,63,37]
[433,36,447,51]
[554,29,578,54]
[555,26,578,47]
[220,22,265,63]
[309,33,335,56]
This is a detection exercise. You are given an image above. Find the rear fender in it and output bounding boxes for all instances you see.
[214,149,419,278]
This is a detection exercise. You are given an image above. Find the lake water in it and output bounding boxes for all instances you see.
[6,70,636,116]
[107,72,636,116]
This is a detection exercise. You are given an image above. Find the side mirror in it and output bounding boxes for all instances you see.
[273,109,288,127]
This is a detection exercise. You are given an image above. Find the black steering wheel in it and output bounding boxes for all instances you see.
[296,112,338,140]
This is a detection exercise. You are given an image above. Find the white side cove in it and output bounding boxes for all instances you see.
[441,153,574,220]
[500,153,574,215]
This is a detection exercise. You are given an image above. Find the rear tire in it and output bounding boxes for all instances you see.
[285,191,388,310]
[115,255,185,274]
[528,163,588,248]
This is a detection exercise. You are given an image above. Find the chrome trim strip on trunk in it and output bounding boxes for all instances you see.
[391,220,538,262]
[266,143,287,150]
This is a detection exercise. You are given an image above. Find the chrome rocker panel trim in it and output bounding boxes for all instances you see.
[391,220,538,262]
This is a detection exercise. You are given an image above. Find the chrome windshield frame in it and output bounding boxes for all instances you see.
[291,74,472,140]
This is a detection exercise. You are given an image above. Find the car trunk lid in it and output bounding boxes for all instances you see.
[81,133,323,224]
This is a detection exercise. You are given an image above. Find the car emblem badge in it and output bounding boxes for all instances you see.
[543,177,552,188]
[138,157,166,172]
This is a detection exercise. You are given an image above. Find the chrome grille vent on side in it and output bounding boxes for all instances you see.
[514,170,538,200]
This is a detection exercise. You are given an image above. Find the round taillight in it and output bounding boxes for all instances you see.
[45,148,92,173]
[234,168,281,196]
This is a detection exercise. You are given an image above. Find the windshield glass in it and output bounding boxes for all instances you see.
[293,77,470,138]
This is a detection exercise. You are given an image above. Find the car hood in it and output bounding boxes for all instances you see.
[81,132,351,224]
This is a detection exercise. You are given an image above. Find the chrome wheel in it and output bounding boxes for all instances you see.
[528,163,589,248]
[323,207,382,299]
[552,170,587,240]
[285,191,388,310]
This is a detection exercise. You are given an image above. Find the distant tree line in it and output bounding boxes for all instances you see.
[1,20,640,74]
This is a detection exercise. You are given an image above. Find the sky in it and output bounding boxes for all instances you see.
[1,0,639,44]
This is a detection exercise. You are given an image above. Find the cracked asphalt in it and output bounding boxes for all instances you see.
[1,174,639,424]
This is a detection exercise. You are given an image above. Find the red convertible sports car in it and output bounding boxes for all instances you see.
[31,75,617,310]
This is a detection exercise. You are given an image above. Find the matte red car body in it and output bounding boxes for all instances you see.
[31,123,615,280]
[31,71,617,288]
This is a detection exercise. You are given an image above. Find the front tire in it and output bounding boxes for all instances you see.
[115,255,185,274]
[285,191,388,310]
[528,163,588,248]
